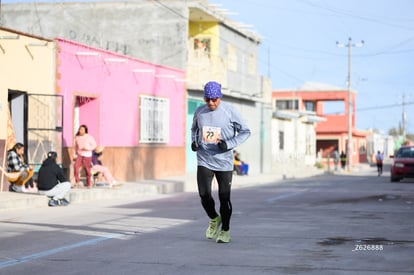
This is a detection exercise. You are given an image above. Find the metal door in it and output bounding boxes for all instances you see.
[27,94,63,168]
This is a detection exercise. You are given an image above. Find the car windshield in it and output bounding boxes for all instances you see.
[396,147,414,158]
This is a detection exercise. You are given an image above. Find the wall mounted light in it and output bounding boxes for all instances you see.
[25,42,49,59]
[132,68,155,73]
[0,35,20,53]
[155,74,176,79]
[26,42,48,47]
[104,58,127,63]
[0,35,19,39]
[75,52,101,69]
[75,51,100,56]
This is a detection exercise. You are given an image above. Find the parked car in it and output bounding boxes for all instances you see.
[390,146,414,182]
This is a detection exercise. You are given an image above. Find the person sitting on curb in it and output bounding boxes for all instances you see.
[91,146,117,187]
[6,142,35,193]
[37,151,71,207]
[233,150,249,175]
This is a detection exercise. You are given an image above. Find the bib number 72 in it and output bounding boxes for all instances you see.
[202,126,221,144]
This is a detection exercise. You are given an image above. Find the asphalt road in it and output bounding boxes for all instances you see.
[0,170,413,275]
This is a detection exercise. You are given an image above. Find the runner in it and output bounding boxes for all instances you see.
[191,81,251,243]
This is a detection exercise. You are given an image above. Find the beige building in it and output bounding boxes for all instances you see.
[272,88,326,175]
[0,27,61,191]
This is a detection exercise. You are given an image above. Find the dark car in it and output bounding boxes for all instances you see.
[390,146,414,182]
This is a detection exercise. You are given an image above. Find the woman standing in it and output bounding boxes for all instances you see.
[73,125,97,188]
[340,151,347,170]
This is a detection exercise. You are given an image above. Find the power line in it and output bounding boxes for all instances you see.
[356,101,414,112]
[302,0,414,31]
[323,101,414,115]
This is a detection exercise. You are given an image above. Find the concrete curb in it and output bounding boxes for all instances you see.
[1,165,371,211]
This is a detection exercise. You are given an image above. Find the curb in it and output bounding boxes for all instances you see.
[0,166,345,211]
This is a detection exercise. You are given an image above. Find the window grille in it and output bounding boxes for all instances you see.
[139,95,169,143]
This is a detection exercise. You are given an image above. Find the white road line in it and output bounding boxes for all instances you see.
[0,233,123,269]
[266,189,308,203]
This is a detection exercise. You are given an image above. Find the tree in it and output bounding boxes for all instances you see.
[388,127,400,136]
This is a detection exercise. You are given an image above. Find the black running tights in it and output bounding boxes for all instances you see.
[197,165,233,231]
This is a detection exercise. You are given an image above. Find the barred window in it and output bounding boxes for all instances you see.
[139,95,169,143]
[276,99,299,110]
[304,101,316,112]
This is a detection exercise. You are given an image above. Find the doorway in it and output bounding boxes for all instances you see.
[8,90,64,168]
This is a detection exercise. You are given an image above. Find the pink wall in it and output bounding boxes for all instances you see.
[57,38,186,148]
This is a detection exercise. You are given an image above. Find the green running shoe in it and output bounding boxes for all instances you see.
[206,216,221,239]
[216,230,231,243]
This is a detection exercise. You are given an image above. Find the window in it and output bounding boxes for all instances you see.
[194,38,211,55]
[304,101,316,112]
[140,95,169,143]
[279,131,284,150]
[276,100,299,110]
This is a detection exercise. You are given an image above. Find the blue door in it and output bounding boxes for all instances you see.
[186,99,204,173]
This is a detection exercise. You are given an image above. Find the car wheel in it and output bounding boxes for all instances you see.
[390,175,400,182]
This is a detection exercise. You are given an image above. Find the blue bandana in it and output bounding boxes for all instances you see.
[204,81,222,99]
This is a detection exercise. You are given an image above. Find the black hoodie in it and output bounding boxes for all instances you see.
[37,157,67,191]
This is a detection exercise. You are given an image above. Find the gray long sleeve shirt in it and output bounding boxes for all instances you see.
[191,101,251,171]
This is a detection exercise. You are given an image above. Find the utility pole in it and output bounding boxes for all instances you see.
[336,37,364,171]
[401,94,407,140]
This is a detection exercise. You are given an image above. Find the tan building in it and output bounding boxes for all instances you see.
[271,89,326,176]
[0,27,62,191]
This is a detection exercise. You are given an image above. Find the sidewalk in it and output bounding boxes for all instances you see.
[0,164,373,210]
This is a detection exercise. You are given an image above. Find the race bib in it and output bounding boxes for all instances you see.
[202,126,221,144]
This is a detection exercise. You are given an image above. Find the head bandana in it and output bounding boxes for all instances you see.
[47,151,57,159]
[204,81,223,99]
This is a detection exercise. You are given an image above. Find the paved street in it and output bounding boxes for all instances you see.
[0,167,413,274]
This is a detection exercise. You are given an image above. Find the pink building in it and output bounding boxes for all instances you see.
[57,38,186,181]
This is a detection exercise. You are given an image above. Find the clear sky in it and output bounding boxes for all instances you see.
[213,0,414,134]
[2,0,413,134]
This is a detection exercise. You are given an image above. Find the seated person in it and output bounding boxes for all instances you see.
[91,146,116,186]
[233,151,243,175]
[233,151,249,175]
[37,151,71,207]
[6,142,35,193]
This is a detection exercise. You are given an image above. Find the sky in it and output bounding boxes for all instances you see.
[2,0,413,134]
[213,0,414,134]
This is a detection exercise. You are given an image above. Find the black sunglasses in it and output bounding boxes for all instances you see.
[205,98,219,103]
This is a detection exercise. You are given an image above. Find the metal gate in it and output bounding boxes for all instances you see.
[27,94,63,168]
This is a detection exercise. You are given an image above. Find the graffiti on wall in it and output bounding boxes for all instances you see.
[69,29,131,56]
[136,35,184,48]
